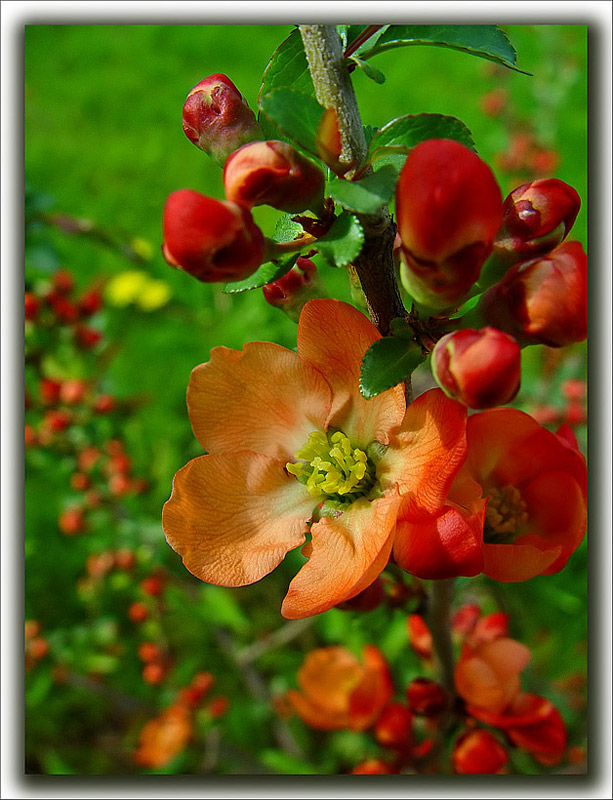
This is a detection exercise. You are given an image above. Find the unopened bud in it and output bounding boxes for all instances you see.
[431,327,521,409]
[262,256,326,322]
[452,729,508,774]
[496,179,580,260]
[397,139,502,310]
[223,140,325,214]
[479,241,587,347]
[182,74,262,166]
[374,703,413,752]
[406,678,447,716]
[163,189,265,283]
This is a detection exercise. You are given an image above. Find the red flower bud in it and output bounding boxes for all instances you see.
[162,189,264,283]
[479,241,587,347]
[406,678,447,716]
[40,378,62,406]
[76,325,102,350]
[138,642,162,663]
[25,292,40,321]
[351,759,396,774]
[396,139,502,310]
[452,729,508,774]
[262,256,326,322]
[128,601,148,623]
[59,506,85,535]
[223,140,325,214]
[374,703,414,752]
[407,614,433,660]
[79,289,103,316]
[494,179,580,265]
[114,548,135,571]
[142,661,166,685]
[44,408,72,433]
[70,472,90,491]
[182,74,262,166]
[431,327,521,409]
[60,379,87,405]
[93,394,115,414]
[140,575,164,597]
[47,293,79,324]
[207,696,229,719]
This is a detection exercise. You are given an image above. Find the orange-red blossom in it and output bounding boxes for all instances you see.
[284,645,393,731]
[163,299,473,618]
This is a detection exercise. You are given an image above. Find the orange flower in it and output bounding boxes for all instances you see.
[163,299,467,618]
[454,637,531,714]
[452,728,509,774]
[134,704,192,769]
[463,409,587,581]
[285,645,393,731]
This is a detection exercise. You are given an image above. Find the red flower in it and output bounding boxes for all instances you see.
[452,728,509,774]
[479,241,587,347]
[467,692,567,766]
[224,140,325,214]
[431,327,521,409]
[162,189,265,283]
[463,409,587,581]
[396,138,502,310]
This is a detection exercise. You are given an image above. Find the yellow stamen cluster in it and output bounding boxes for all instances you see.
[286,430,376,502]
[485,484,529,539]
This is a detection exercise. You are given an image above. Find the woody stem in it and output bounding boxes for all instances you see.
[427,578,456,694]
[299,25,407,341]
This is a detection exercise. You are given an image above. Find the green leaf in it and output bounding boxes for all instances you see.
[315,212,364,267]
[200,585,250,634]
[345,25,389,56]
[360,337,424,399]
[259,88,326,157]
[448,292,483,319]
[260,749,320,775]
[360,24,530,74]
[328,164,398,214]
[349,55,386,84]
[222,253,298,294]
[367,113,476,172]
[259,28,314,98]
[272,214,305,244]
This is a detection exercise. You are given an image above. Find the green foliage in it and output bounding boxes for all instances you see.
[223,254,299,294]
[259,28,314,98]
[328,164,397,214]
[360,24,528,74]
[313,211,364,267]
[258,88,325,157]
[360,336,425,399]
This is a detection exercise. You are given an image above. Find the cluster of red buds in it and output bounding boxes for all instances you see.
[392,139,585,410]
[529,377,587,429]
[163,74,326,286]
[25,269,103,350]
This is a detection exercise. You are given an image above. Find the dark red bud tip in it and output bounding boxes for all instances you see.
[182,74,261,165]
[223,140,325,214]
[163,189,264,283]
[396,138,503,310]
[432,327,521,409]
[480,241,587,347]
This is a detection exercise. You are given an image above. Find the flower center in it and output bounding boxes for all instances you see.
[484,484,529,543]
[286,430,378,505]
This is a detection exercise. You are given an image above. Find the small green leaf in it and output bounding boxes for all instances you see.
[448,292,483,319]
[389,316,415,339]
[349,55,386,84]
[360,337,424,399]
[223,253,298,294]
[360,24,530,74]
[367,113,476,172]
[259,29,314,98]
[259,88,326,157]
[345,24,389,56]
[260,749,320,775]
[272,214,305,244]
[315,212,364,267]
[328,164,398,215]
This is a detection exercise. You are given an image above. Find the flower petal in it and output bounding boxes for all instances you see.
[187,342,332,461]
[281,492,402,619]
[482,542,562,582]
[297,299,406,446]
[393,504,484,580]
[381,389,467,518]
[162,452,314,586]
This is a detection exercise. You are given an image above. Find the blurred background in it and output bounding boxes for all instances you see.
[24,25,587,774]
